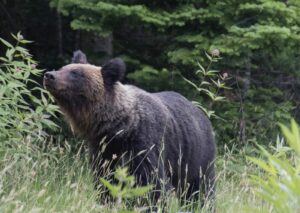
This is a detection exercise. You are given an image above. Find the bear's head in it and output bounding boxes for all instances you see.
[43,50,126,134]
[44,50,125,108]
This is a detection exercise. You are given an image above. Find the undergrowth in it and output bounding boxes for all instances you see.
[1,34,299,213]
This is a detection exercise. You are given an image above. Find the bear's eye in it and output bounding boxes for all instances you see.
[70,70,84,78]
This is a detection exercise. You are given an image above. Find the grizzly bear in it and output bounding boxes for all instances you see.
[43,50,216,202]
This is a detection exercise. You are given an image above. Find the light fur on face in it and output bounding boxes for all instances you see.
[57,66,137,140]
[62,64,104,101]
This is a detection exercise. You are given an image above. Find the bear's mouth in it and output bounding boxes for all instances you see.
[43,77,56,92]
[43,81,66,96]
[43,71,57,91]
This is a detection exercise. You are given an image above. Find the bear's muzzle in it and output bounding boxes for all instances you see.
[43,71,57,91]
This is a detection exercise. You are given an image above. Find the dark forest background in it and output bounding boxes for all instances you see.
[1,0,300,148]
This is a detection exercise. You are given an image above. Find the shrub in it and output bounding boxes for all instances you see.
[248,119,300,212]
[100,167,153,213]
[182,49,229,119]
[0,33,59,144]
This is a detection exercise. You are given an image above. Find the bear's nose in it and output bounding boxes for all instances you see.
[44,72,55,80]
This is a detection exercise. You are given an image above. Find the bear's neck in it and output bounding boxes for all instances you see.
[64,83,137,142]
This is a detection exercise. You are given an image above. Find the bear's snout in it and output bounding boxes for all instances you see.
[44,71,55,81]
[43,71,57,90]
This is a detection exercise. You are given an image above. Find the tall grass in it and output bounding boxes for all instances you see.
[0,139,100,213]
[0,34,98,212]
[0,138,265,213]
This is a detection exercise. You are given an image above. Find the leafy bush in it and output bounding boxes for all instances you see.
[0,34,100,212]
[100,167,153,213]
[0,33,59,144]
[182,49,229,119]
[248,119,300,212]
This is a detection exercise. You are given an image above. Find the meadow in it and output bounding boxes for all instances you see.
[1,35,300,213]
[0,138,258,212]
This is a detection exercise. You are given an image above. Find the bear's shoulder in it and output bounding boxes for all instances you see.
[152,91,194,110]
[152,91,210,126]
[153,91,186,102]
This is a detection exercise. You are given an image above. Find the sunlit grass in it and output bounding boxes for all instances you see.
[0,140,100,213]
[0,139,268,213]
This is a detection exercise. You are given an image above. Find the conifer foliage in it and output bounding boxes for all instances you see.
[53,0,300,144]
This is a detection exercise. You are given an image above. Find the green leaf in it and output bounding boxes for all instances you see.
[279,120,300,156]
[123,185,153,198]
[247,156,276,175]
[5,48,15,61]
[0,38,13,48]
[205,51,212,61]
[100,178,120,197]
[196,61,205,72]
[182,76,199,90]
[41,92,48,106]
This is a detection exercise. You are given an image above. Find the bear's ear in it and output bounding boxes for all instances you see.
[101,58,126,86]
[72,50,88,64]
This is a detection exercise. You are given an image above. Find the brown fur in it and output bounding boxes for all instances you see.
[44,55,216,203]
[49,64,103,134]
[44,63,137,139]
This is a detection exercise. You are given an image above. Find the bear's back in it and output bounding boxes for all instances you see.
[153,91,211,130]
[151,91,215,182]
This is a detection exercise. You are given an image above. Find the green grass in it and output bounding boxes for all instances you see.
[0,140,100,213]
[215,147,262,213]
[0,139,265,213]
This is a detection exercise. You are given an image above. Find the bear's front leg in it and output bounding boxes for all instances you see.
[130,152,173,202]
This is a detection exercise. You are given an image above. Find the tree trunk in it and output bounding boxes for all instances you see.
[57,11,63,58]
